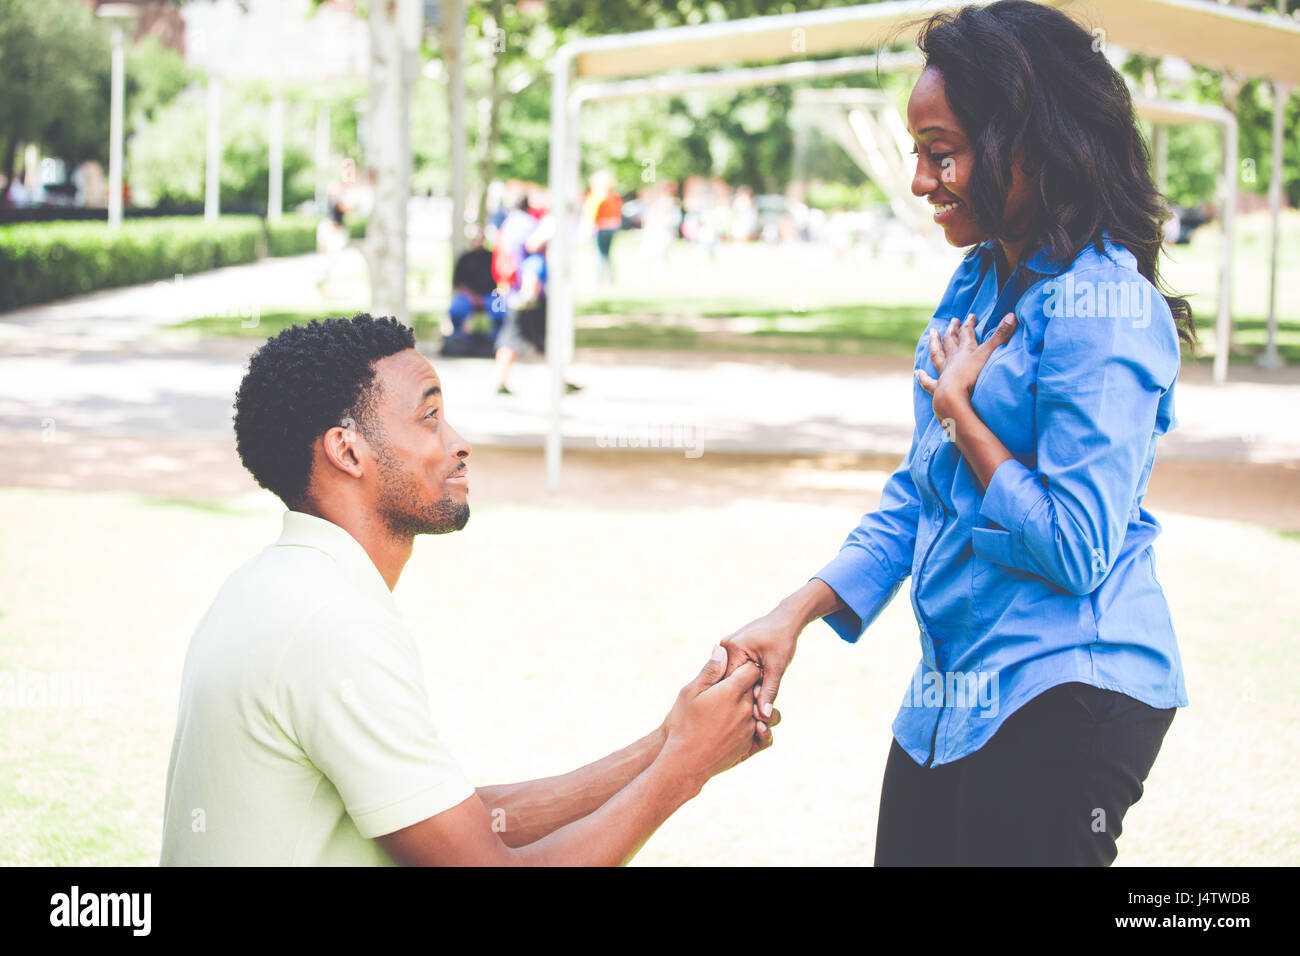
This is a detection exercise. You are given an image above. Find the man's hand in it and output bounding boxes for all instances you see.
[659,647,778,793]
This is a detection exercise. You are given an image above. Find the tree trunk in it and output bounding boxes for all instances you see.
[1,138,18,207]
[476,0,506,231]
[443,0,467,263]
[365,0,421,326]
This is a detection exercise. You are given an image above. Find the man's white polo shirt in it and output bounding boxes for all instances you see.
[160,510,475,865]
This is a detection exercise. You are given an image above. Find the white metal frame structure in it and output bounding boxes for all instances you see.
[792,86,934,231]
[543,0,1300,489]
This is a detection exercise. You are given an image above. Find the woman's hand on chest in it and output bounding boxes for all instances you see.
[916,312,1018,421]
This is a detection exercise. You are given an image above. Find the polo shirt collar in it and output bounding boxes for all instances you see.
[273,510,401,618]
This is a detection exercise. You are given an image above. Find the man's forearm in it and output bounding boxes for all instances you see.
[475,726,667,847]
[506,749,701,866]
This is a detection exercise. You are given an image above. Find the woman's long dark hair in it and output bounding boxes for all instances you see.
[912,0,1197,350]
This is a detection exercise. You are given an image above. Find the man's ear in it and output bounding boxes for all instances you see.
[321,424,366,479]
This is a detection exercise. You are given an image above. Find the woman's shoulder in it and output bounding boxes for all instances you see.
[1018,239,1181,386]
[1021,238,1170,324]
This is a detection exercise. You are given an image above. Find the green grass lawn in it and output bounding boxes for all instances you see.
[161,299,1300,364]
[165,308,451,342]
[1,485,1297,865]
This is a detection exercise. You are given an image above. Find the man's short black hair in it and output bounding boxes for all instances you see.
[233,313,416,510]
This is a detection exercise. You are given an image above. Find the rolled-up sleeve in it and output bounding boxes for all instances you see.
[971,268,1181,596]
[814,440,922,643]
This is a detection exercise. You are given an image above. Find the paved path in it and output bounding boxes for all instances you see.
[3,253,1299,464]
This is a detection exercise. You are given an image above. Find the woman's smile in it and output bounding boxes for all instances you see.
[931,198,966,223]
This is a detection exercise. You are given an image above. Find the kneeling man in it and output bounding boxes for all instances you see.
[160,313,775,866]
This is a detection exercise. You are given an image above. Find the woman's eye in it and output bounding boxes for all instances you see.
[909,146,952,165]
[426,407,438,420]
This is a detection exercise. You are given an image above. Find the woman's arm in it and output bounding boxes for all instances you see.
[920,285,1180,597]
[721,580,845,720]
[931,396,1013,493]
[722,320,950,716]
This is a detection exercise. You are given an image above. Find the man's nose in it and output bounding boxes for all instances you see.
[447,422,471,460]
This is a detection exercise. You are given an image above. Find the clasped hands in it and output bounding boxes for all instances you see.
[658,644,782,792]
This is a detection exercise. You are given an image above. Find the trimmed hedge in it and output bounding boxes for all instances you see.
[264,216,319,258]
[0,214,325,312]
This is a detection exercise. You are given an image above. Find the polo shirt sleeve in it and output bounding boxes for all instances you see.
[971,266,1182,596]
[277,607,477,839]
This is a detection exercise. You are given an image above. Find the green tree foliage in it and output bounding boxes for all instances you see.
[1225,78,1300,209]
[0,0,199,199]
[126,34,199,129]
[0,0,110,186]
[1121,53,1300,209]
[128,79,364,211]
[540,0,885,193]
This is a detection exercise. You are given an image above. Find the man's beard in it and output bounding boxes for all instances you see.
[373,444,469,538]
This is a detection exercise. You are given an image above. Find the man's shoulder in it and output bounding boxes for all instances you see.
[208,545,346,623]
[275,593,417,686]
[192,544,399,660]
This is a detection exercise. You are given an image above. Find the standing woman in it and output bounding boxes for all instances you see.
[723,0,1197,866]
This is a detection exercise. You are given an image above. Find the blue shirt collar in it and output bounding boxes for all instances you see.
[972,231,1122,277]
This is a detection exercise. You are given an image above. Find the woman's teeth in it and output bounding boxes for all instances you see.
[934,201,962,215]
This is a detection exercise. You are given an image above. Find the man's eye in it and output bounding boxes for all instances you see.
[425,407,439,420]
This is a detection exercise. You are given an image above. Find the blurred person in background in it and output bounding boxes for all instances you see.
[444,226,505,349]
[640,182,680,270]
[490,186,580,396]
[583,170,624,286]
[316,180,350,290]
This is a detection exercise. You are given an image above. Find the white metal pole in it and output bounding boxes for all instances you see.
[315,104,330,217]
[205,75,221,224]
[1259,78,1288,370]
[447,0,467,260]
[545,49,575,494]
[1214,114,1237,385]
[269,92,284,223]
[1153,124,1168,195]
[107,25,126,230]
